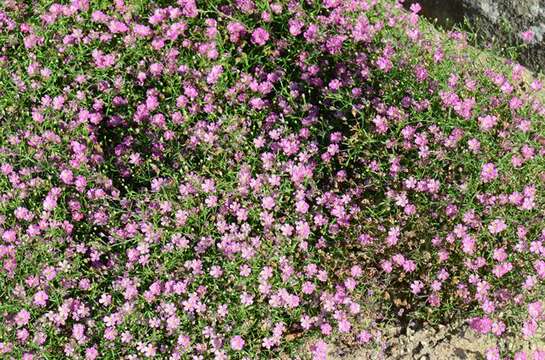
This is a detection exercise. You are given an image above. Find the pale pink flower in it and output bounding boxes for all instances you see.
[488,219,507,234]
[230,336,245,351]
[33,291,48,307]
[480,163,498,183]
[478,115,498,131]
[528,301,543,318]
[15,310,30,326]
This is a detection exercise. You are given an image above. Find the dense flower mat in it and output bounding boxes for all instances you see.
[1,0,545,359]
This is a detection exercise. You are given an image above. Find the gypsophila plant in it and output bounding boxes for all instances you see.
[1,0,545,359]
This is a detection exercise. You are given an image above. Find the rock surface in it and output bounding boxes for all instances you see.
[327,321,545,359]
[404,0,545,73]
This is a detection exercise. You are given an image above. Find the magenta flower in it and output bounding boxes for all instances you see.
[251,27,269,46]
[227,22,245,43]
[520,29,535,43]
[2,229,16,243]
[91,50,116,69]
[108,20,128,33]
[149,63,164,77]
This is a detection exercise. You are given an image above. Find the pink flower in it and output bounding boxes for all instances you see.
[357,330,372,344]
[133,24,152,38]
[104,327,117,341]
[2,229,16,243]
[296,221,310,240]
[480,163,498,183]
[528,301,543,318]
[43,195,58,211]
[488,219,507,234]
[522,319,538,338]
[72,323,86,343]
[17,328,29,342]
[414,65,428,82]
[486,347,500,360]
[310,340,328,360]
[149,63,164,77]
[534,350,545,360]
[491,321,505,336]
[410,3,422,13]
[251,27,269,46]
[410,280,424,295]
[326,35,346,54]
[481,299,495,314]
[478,115,498,131]
[33,290,48,307]
[469,317,492,334]
[521,29,535,43]
[467,138,481,153]
[206,65,223,85]
[319,322,332,336]
[288,18,304,36]
[338,319,351,333]
[535,260,545,278]
[240,292,254,306]
[108,20,128,33]
[166,316,180,331]
[295,200,309,214]
[230,336,245,351]
[461,235,476,254]
[85,346,98,360]
[179,0,198,18]
[15,309,30,326]
[227,22,245,43]
[60,169,73,184]
[92,50,116,69]
[262,196,275,210]
[372,115,388,134]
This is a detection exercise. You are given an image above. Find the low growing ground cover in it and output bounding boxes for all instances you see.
[1,0,545,359]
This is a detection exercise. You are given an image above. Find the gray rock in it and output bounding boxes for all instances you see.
[404,0,545,73]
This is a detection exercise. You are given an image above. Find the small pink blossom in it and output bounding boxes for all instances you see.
[488,219,507,235]
[478,115,498,131]
[528,301,543,319]
[310,340,328,360]
[251,27,269,46]
[230,336,245,351]
[521,29,535,43]
[33,291,48,307]
[480,163,498,183]
[15,309,30,326]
